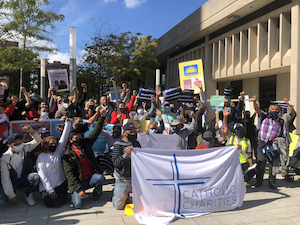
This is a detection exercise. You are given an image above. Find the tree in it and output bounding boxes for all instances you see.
[0,0,64,94]
[79,31,159,97]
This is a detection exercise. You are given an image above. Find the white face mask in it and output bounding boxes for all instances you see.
[12,143,24,152]
[137,109,144,115]
[63,103,70,109]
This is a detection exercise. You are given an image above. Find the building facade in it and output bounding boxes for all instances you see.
[156,0,300,134]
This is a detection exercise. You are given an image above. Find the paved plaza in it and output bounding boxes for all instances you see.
[0,172,300,225]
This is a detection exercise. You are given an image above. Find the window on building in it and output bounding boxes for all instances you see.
[259,75,276,111]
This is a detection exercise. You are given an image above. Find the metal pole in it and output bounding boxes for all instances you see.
[70,27,77,94]
[155,68,160,87]
[40,58,46,99]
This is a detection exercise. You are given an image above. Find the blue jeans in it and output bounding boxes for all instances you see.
[112,179,132,210]
[0,173,39,202]
[71,174,105,209]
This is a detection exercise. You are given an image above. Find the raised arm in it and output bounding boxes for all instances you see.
[56,118,72,155]
[156,87,162,110]
[72,86,79,106]
[218,107,231,143]
[126,90,137,112]
[78,83,87,108]
[145,95,157,119]
[87,109,107,145]
[21,87,31,109]
[252,96,261,117]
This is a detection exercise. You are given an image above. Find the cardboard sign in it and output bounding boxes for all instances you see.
[123,119,151,133]
[210,95,224,107]
[48,69,69,92]
[179,59,205,94]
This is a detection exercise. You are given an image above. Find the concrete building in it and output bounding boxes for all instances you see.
[156,0,300,134]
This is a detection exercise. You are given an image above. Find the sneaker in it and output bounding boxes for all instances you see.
[24,193,36,206]
[254,182,262,188]
[269,183,277,190]
[93,187,102,202]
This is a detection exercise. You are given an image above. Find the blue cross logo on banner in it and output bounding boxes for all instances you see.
[146,154,210,214]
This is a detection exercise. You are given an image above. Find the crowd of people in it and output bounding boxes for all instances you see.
[0,79,297,211]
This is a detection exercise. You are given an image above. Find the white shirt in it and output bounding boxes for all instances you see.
[10,151,23,178]
[36,122,71,194]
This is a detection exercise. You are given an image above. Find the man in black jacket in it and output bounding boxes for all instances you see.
[62,109,106,209]
[112,122,141,210]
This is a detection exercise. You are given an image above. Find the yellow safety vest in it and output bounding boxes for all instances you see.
[225,134,250,164]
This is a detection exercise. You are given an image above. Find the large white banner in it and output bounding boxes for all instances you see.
[137,133,178,150]
[131,146,246,224]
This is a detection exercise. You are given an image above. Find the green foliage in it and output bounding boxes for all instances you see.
[0,0,64,88]
[79,31,159,97]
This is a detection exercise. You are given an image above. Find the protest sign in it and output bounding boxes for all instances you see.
[9,119,109,154]
[210,96,225,107]
[84,122,108,153]
[9,119,64,137]
[179,59,205,94]
[137,133,178,149]
[48,69,69,92]
[131,146,245,224]
[138,88,155,102]
[123,119,151,133]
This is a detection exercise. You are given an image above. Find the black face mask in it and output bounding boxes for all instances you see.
[72,139,82,146]
[48,145,57,153]
[127,133,137,142]
[120,108,125,112]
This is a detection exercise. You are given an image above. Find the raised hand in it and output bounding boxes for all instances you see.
[223,107,230,117]
[156,87,162,96]
[22,125,34,134]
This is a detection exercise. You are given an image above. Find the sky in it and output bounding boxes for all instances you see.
[45,0,209,64]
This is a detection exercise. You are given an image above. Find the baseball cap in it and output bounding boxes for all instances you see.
[113,125,122,133]
[202,131,214,139]
[234,123,244,130]
[38,127,50,134]
[162,101,170,106]
[123,122,136,131]
[7,133,22,144]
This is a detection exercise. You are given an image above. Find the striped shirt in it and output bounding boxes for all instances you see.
[258,116,287,142]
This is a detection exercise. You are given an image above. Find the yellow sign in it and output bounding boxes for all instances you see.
[289,132,299,157]
[123,119,151,133]
[178,59,205,94]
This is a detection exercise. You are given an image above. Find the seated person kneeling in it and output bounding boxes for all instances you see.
[62,109,107,209]
[0,126,42,206]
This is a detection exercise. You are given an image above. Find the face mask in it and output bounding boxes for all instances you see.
[149,129,157,134]
[127,133,137,142]
[189,107,195,112]
[63,103,70,109]
[12,143,24,152]
[88,105,95,111]
[41,112,49,118]
[75,123,83,130]
[235,130,244,138]
[48,145,57,153]
[173,127,181,134]
[227,107,231,111]
[137,109,144,115]
[270,111,279,118]
[72,139,82,146]
[120,108,125,112]
[196,103,200,108]
[112,132,120,138]
[204,141,214,148]
[30,95,36,100]
[164,106,170,112]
